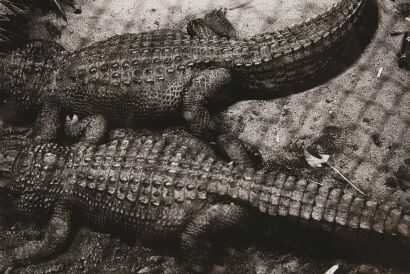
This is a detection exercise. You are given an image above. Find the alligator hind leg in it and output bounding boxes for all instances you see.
[65,114,107,144]
[180,203,249,273]
[182,69,231,139]
[187,8,238,39]
[0,204,71,272]
[34,100,63,143]
[183,69,262,167]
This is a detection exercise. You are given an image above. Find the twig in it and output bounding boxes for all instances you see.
[326,163,367,196]
[390,31,405,36]
[310,180,323,186]
[228,1,253,11]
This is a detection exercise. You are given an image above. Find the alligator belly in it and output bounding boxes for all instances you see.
[75,189,203,240]
[60,79,184,122]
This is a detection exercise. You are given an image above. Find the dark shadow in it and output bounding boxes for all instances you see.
[249,213,410,272]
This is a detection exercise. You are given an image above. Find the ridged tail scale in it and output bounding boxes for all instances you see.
[227,0,368,92]
[206,167,410,239]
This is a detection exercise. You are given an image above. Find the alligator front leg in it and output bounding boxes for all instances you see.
[0,204,71,272]
[34,99,63,143]
[183,69,262,167]
[180,203,249,273]
[65,114,107,144]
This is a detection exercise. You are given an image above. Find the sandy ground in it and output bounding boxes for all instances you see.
[57,0,338,50]
[2,0,410,273]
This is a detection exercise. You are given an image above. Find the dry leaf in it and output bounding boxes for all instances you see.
[324,264,339,274]
[376,67,384,78]
[304,149,329,168]
[304,149,367,196]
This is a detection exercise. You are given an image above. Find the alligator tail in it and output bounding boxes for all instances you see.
[207,168,409,239]
[230,0,372,94]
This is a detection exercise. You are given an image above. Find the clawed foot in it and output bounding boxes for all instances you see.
[65,114,79,125]
[210,8,228,17]
[205,7,237,38]
[351,264,381,274]
[64,114,107,144]
[240,140,263,168]
[216,134,263,169]
[187,6,237,39]
[0,251,13,273]
[65,114,81,140]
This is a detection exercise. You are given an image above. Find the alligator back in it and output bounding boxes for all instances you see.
[58,132,218,235]
[55,30,198,120]
[1,0,371,117]
[53,0,371,113]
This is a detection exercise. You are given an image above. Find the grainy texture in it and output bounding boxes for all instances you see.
[1,0,410,273]
[1,129,410,273]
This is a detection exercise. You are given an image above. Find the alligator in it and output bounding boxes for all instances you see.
[0,0,371,160]
[1,126,410,273]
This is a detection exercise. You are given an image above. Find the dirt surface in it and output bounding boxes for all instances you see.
[1,0,410,273]
[56,0,338,50]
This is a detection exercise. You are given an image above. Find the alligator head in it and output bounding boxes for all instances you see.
[0,44,44,111]
[0,40,66,111]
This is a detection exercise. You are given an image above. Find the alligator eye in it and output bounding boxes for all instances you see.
[111,62,120,70]
[89,67,97,74]
[122,61,130,70]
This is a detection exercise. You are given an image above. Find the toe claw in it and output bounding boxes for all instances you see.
[66,114,79,125]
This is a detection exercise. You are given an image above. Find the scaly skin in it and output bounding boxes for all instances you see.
[0,0,369,145]
[0,128,410,272]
